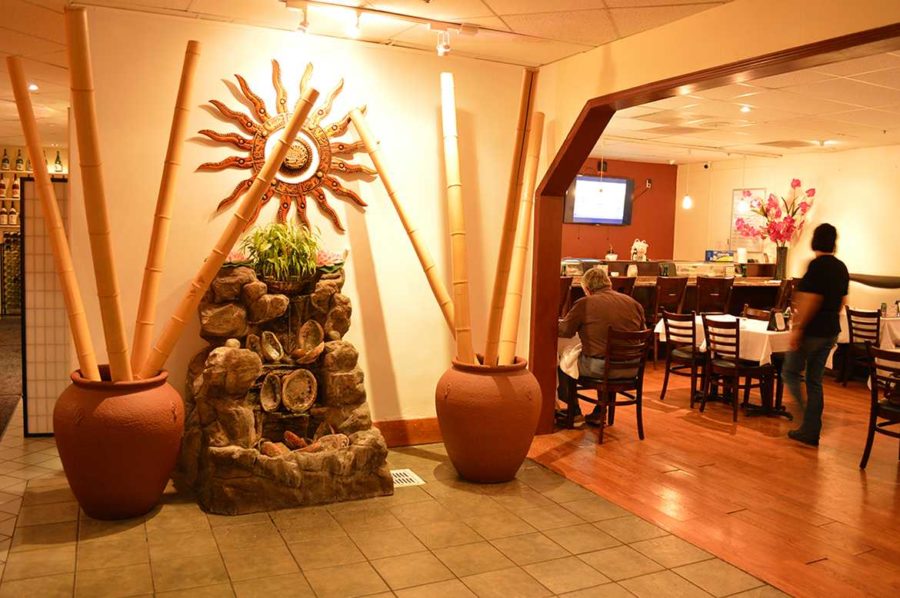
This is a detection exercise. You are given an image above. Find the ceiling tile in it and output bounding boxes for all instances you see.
[815,52,900,76]
[737,90,857,115]
[750,68,835,89]
[608,4,717,38]
[689,83,758,101]
[500,10,617,46]
[851,67,900,91]
[484,1,607,15]
[604,0,724,6]
[2,0,66,43]
[370,0,494,20]
[0,28,65,57]
[186,0,292,28]
[827,108,900,131]
[788,77,900,108]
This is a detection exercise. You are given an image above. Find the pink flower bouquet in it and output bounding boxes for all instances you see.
[734,179,815,247]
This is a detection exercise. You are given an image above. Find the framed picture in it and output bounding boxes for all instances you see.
[730,188,766,252]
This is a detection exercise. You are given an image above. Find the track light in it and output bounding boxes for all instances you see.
[436,30,451,57]
[346,11,361,37]
[297,7,309,33]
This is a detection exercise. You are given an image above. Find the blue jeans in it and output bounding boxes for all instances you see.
[783,335,837,438]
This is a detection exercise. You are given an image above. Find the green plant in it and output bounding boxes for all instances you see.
[240,223,319,281]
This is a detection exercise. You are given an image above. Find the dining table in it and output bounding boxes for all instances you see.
[826,312,900,368]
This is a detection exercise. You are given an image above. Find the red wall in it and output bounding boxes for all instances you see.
[561,158,677,260]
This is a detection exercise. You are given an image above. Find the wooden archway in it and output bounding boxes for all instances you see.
[529,24,900,434]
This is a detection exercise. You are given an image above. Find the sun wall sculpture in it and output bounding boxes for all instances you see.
[199,60,374,232]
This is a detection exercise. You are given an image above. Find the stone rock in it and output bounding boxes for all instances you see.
[322,341,358,372]
[324,303,351,341]
[261,441,291,457]
[202,347,263,398]
[211,405,258,448]
[200,303,248,339]
[212,266,257,303]
[300,433,350,453]
[311,281,339,313]
[284,430,307,450]
[320,367,366,407]
[249,294,289,323]
[241,280,268,305]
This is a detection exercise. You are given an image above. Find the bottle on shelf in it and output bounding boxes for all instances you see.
[11,175,19,199]
[25,157,31,171]
[0,175,6,198]
[1,150,9,171]
[54,150,63,173]
[7,202,17,226]
[14,150,23,171]
[0,202,7,226]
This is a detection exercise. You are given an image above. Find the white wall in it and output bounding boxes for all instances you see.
[673,145,900,307]
[69,7,528,422]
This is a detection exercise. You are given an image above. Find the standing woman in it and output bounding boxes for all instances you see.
[784,223,849,446]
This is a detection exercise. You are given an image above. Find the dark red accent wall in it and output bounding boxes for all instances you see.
[560,158,677,260]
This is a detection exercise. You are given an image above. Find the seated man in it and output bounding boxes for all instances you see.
[558,266,646,424]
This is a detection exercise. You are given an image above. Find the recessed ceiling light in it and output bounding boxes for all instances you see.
[823,139,838,146]
[28,83,39,92]
[740,105,751,113]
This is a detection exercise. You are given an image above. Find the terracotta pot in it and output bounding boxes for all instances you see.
[54,366,184,520]
[435,357,541,483]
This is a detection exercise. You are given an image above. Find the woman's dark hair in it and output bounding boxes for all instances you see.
[811,223,837,252]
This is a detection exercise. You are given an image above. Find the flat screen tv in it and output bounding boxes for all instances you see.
[563,175,634,225]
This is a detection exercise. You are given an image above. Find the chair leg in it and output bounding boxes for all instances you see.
[608,398,616,426]
[598,399,608,445]
[841,349,851,386]
[636,388,645,440]
[700,368,711,413]
[689,362,698,408]
[859,411,878,469]
[564,379,576,429]
[742,376,751,406]
[732,375,740,422]
[660,354,673,401]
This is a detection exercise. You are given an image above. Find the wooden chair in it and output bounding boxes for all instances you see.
[741,304,772,321]
[695,276,734,314]
[842,307,881,386]
[563,327,653,443]
[859,344,900,469]
[740,304,787,412]
[559,276,573,317]
[700,315,776,422]
[611,276,637,296]
[659,311,703,406]
[774,278,798,311]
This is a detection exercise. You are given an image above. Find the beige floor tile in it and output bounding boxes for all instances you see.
[0,572,73,598]
[463,511,537,540]
[288,533,366,571]
[332,507,404,534]
[407,520,482,549]
[515,466,569,492]
[232,572,315,598]
[433,541,515,577]
[562,497,631,522]
[673,559,765,597]
[435,493,507,518]
[16,500,78,526]
[150,553,230,593]
[78,515,146,542]
[491,532,570,566]
[390,499,457,526]
[206,512,271,528]
[0,497,21,516]
[77,531,150,571]
[156,582,235,597]
[371,550,455,590]
[559,582,638,597]
[3,544,75,580]
[594,516,670,544]
[74,562,154,598]
[270,505,334,530]
[145,503,211,535]
[621,570,713,597]
[350,526,426,560]
[630,535,713,568]
[149,528,220,561]
[461,566,552,598]
[394,578,476,598]
[524,556,612,594]
[729,585,791,597]
[490,488,557,513]
[21,485,75,507]
[544,523,622,554]
[369,485,433,507]
[579,545,665,581]
[220,543,299,582]
[539,480,599,504]
[517,503,585,531]
[10,520,76,553]
[212,520,281,552]
[303,561,389,598]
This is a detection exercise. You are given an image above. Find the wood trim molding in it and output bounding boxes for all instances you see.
[849,274,900,289]
[374,418,442,448]
[529,24,900,435]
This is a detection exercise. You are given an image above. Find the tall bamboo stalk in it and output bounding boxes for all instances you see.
[65,7,132,381]
[348,109,455,335]
[7,57,101,382]
[131,40,201,372]
[498,112,545,365]
[439,73,475,364]
[483,69,538,366]
[138,88,320,379]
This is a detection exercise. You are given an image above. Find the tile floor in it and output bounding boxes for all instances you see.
[0,403,790,597]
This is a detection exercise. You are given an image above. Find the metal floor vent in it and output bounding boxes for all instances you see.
[391,468,426,487]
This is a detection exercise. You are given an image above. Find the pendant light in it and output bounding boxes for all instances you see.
[681,155,693,209]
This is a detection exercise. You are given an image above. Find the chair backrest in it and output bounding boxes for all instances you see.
[774,278,798,311]
[661,310,696,350]
[741,304,772,322]
[559,277,573,317]
[611,276,637,296]
[702,315,741,362]
[866,344,900,406]
[653,277,688,319]
[601,327,653,384]
[696,276,734,314]
[847,307,881,346]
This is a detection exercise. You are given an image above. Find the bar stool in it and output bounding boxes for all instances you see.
[611,276,637,296]
[695,276,734,314]
[842,307,881,386]
[558,276,573,317]
[649,277,688,360]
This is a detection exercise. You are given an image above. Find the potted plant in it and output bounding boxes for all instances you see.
[241,222,320,294]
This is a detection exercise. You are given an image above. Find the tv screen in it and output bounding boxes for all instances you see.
[563,175,634,225]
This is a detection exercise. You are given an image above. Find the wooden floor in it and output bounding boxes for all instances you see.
[528,365,900,598]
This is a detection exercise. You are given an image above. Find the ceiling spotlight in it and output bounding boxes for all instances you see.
[27,83,39,92]
[682,194,694,210]
[297,8,309,33]
[436,30,451,57]
[740,105,751,113]
[346,11,361,37]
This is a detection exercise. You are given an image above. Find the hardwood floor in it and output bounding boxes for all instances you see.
[528,365,900,598]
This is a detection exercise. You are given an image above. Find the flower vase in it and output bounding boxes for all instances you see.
[775,246,788,281]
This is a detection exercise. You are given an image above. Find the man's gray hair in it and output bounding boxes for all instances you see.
[582,266,611,292]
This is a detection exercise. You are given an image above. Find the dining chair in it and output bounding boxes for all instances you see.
[740,305,787,412]
[859,344,900,469]
[611,276,637,297]
[660,310,703,406]
[842,307,881,386]
[562,327,653,443]
[558,276,573,317]
[774,278,798,311]
[695,276,734,314]
[700,315,776,422]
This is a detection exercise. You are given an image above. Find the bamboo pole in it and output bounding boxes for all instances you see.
[439,73,475,364]
[348,109,455,335]
[483,69,538,366]
[7,57,101,382]
[65,7,132,381]
[498,112,545,366]
[138,88,320,379]
[131,40,201,372]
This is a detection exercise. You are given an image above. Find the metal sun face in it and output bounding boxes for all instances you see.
[199,60,375,232]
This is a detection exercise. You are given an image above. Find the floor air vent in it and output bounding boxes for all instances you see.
[391,469,425,487]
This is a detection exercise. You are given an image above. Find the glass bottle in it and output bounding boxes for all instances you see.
[0,202,7,226]
[1,150,8,171]
[54,151,63,173]
[0,175,6,198]
[14,150,23,171]
[7,202,17,226]
[11,175,19,199]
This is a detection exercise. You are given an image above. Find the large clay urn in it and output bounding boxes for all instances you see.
[54,366,184,520]
[435,357,541,483]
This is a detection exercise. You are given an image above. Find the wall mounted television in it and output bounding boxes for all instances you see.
[563,175,634,225]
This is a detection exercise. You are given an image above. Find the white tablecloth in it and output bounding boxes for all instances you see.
[654,315,790,366]
[837,313,900,348]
